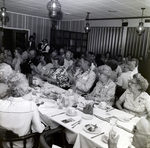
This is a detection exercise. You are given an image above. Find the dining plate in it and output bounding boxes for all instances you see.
[101,134,108,143]
[66,111,77,117]
[83,124,101,134]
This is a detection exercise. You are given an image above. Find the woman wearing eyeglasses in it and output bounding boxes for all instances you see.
[116,73,150,117]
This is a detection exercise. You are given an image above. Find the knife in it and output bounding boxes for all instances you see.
[51,112,65,117]
[91,132,104,139]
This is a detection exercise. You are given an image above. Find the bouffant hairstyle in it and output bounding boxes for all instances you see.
[106,59,118,71]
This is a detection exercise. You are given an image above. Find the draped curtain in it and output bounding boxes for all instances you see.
[124,27,150,60]
[87,27,124,56]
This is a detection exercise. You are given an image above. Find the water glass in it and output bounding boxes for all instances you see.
[110,117,117,127]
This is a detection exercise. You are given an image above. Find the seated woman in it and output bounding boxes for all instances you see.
[42,55,70,89]
[3,49,13,66]
[63,51,73,70]
[32,53,53,78]
[86,65,116,106]
[12,47,23,72]
[116,73,150,117]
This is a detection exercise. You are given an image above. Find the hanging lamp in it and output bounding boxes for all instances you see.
[84,12,91,33]
[0,0,9,27]
[47,0,61,18]
[136,8,145,35]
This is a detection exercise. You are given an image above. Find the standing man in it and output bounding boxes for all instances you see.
[41,39,51,53]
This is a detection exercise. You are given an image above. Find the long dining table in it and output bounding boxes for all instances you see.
[29,81,140,148]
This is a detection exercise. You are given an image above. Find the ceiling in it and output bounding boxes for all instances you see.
[2,0,150,21]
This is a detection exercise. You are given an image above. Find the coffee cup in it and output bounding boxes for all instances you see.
[99,102,107,109]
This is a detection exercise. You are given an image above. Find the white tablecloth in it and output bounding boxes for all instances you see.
[32,83,140,148]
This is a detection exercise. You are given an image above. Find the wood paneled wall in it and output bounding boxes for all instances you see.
[87,27,123,56]
[125,27,150,60]
[58,20,85,32]
[1,12,150,59]
[1,12,52,46]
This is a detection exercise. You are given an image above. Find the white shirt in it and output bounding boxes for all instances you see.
[63,59,73,69]
[0,97,44,148]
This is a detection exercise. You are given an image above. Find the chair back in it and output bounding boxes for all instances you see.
[0,126,39,148]
[39,126,65,148]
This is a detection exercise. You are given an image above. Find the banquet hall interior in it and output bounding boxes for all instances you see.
[0,0,150,148]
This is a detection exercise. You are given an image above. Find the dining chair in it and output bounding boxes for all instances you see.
[39,126,65,148]
[0,126,40,148]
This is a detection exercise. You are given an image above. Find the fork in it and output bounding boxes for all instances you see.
[72,119,82,128]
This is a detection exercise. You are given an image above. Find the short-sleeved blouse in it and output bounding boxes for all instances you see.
[119,89,150,116]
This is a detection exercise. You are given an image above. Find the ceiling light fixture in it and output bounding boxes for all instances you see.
[0,0,9,27]
[84,12,91,33]
[136,8,145,35]
[47,0,61,18]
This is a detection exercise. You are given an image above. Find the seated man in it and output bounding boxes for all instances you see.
[70,57,96,95]
[0,74,44,148]
[116,73,150,117]
[108,115,150,148]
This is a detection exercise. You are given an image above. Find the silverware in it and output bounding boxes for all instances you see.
[94,115,110,123]
[116,124,132,134]
[51,112,65,117]
[71,120,81,126]
[91,132,104,139]
[72,119,82,128]
[106,108,114,112]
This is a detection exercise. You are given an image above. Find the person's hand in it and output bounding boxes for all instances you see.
[68,74,76,85]
[108,129,120,148]
[85,94,95,100]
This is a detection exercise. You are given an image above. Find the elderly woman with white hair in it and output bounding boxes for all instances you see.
[0,63,14,83]
[116,73,150,117]
[7,72,31,97]
[86,65,116,106]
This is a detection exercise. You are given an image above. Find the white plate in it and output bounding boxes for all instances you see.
[101,134,108,143]
[83,124,101,134]
[66,111,77,117]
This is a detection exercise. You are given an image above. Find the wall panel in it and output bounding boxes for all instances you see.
[124,27,150,60]
[59,20,84,32]
[1,12,52,47]
[87,27,123,56]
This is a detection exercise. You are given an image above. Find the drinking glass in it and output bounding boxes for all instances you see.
[110,117,118,134]
[110,117,117,127]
